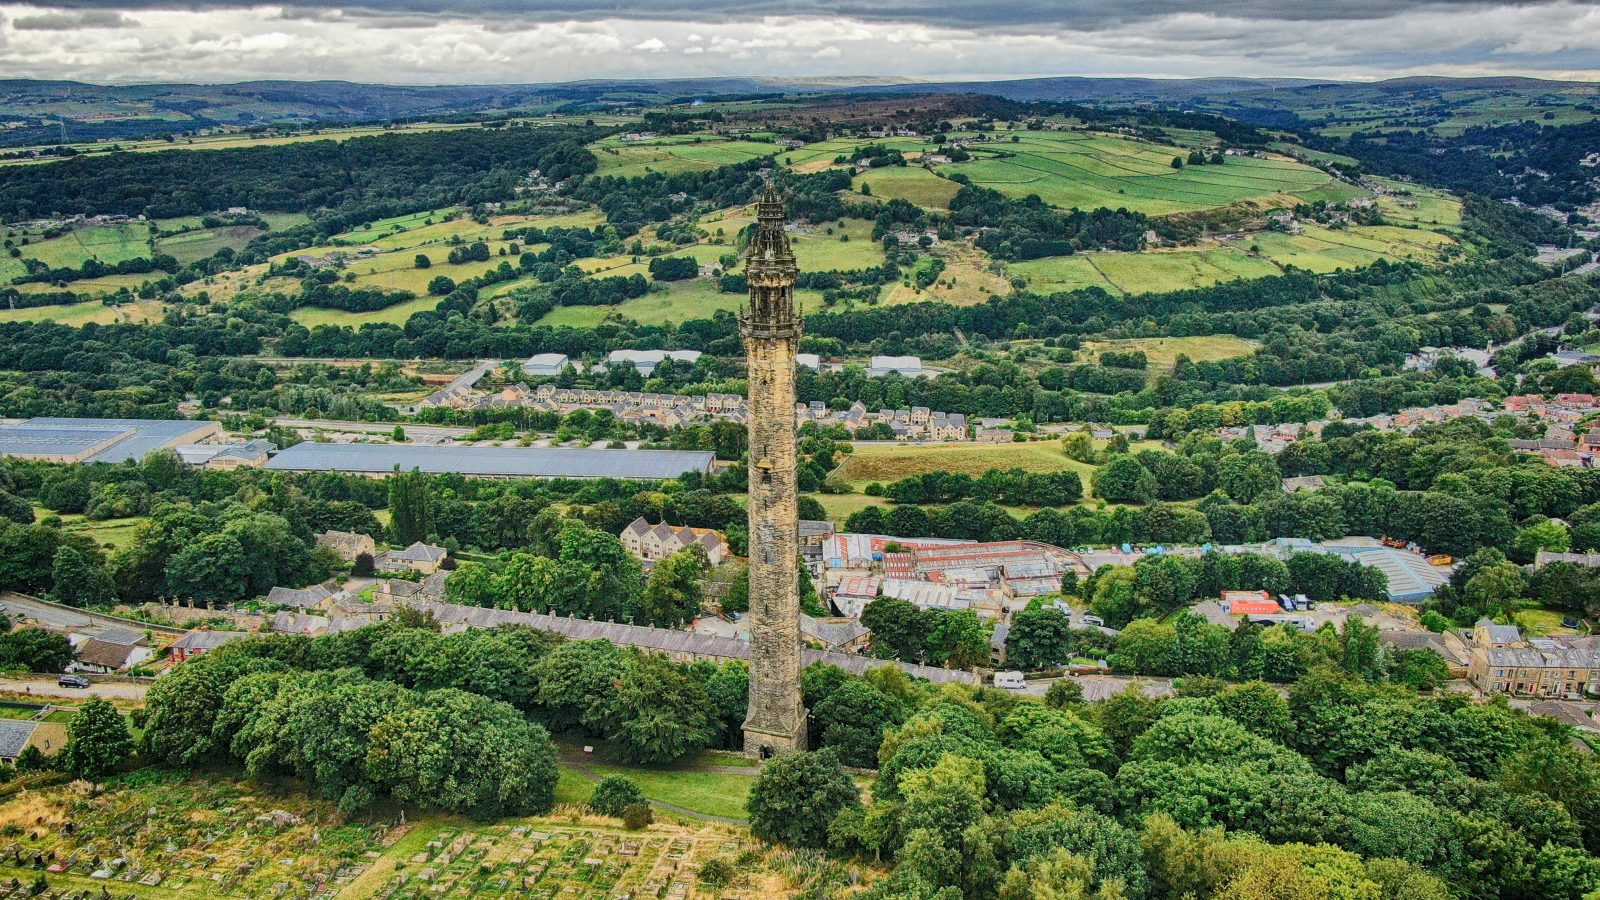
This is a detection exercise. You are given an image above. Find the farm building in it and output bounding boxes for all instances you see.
[263,442,715,480]
[0,417,220,464]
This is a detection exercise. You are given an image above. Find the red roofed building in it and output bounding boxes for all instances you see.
[1223,591,1280,616]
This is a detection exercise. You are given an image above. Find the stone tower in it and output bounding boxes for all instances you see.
[740,182,808,757]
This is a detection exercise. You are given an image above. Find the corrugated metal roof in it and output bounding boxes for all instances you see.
[16,417,218,464]
[264,442,714,480]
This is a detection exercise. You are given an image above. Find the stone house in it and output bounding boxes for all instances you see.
[316,530,377,563]
[620,517,730,566]
[376,542,449,575]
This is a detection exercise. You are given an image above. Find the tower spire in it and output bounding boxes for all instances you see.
[740,179,806,758]
[743,180,798,330]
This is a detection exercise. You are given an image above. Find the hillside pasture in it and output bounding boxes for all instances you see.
[156,224,264,263]
[852,166,962,209]
[537,277,744,328]
[789,218,886,272]
[932,131,1334,216]
[588,133,778,178]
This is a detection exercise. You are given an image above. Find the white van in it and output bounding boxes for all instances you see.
[993,670,1027,690]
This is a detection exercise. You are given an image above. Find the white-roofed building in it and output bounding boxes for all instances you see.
[605,349,703,375]
[522,353,571,377]
[867,355,924,378]
[796,353,822,370]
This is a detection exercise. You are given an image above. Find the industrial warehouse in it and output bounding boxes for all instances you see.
[263,441,716,480]
[0,417,221,464]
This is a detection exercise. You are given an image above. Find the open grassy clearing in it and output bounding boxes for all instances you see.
[29,504,148,551]
[852,165,962,210]
[0,299,126,325]
[1081,335,1260,371]
[588,133,778,178]
[291,294,444,328]
[0,769,793,899]
[539,278,745,328]
[1090,248,1282,295]
[580,764,754,821]
[832,440,1096,488]
[807,491,891,525]
[878,239,1013,307]
[156,224,265,264]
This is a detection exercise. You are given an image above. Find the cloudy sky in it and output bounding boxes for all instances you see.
[0,1,1596,85]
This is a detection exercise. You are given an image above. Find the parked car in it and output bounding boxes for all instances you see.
[1562,617,1582,629]
[1081,614,1105,627]
[57,674,90,689]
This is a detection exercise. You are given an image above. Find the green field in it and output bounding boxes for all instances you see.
[927,131,1333,216]
[790,218,886,271]
[853,166,962,209]
[1082,335,1260,371]
[833,440,1096,488]
[589,133,778,178]
[0,299,126,325]
[156,225,265,264]
[539,278,744,328]
[1010,210,1456,296]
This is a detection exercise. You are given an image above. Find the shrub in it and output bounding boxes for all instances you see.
[621,802,653,830]
[589,775,647,818]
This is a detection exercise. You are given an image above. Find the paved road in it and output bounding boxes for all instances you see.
[0,592,185,636]
[0,676,150,702]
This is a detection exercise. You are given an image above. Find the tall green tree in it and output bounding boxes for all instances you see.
[747,748,861,848]
[58,696,133,781]
[387,468,434,545]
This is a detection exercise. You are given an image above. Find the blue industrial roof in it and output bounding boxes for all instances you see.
[264,442,714,480]
[1,418,219,464]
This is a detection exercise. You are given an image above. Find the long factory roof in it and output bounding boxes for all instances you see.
[264,441,714,480]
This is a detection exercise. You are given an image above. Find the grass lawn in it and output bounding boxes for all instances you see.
[833,440,1094,489]
[807,492,891,525]
[1513,608,1581,637]
[580,763,754,820]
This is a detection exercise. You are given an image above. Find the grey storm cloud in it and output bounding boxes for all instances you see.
[14,0,1579,30]
[11,8,138,28]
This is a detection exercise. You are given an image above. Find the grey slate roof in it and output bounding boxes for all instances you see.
[0,720,36,759]
[266,585,334,609]
[264,442,714,480]
[171,630,251,653]
[413,599,978,685]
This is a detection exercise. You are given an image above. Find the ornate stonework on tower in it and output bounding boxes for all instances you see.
[740,182,808,757]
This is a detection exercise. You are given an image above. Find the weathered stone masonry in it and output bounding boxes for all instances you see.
[741,182,808,756]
